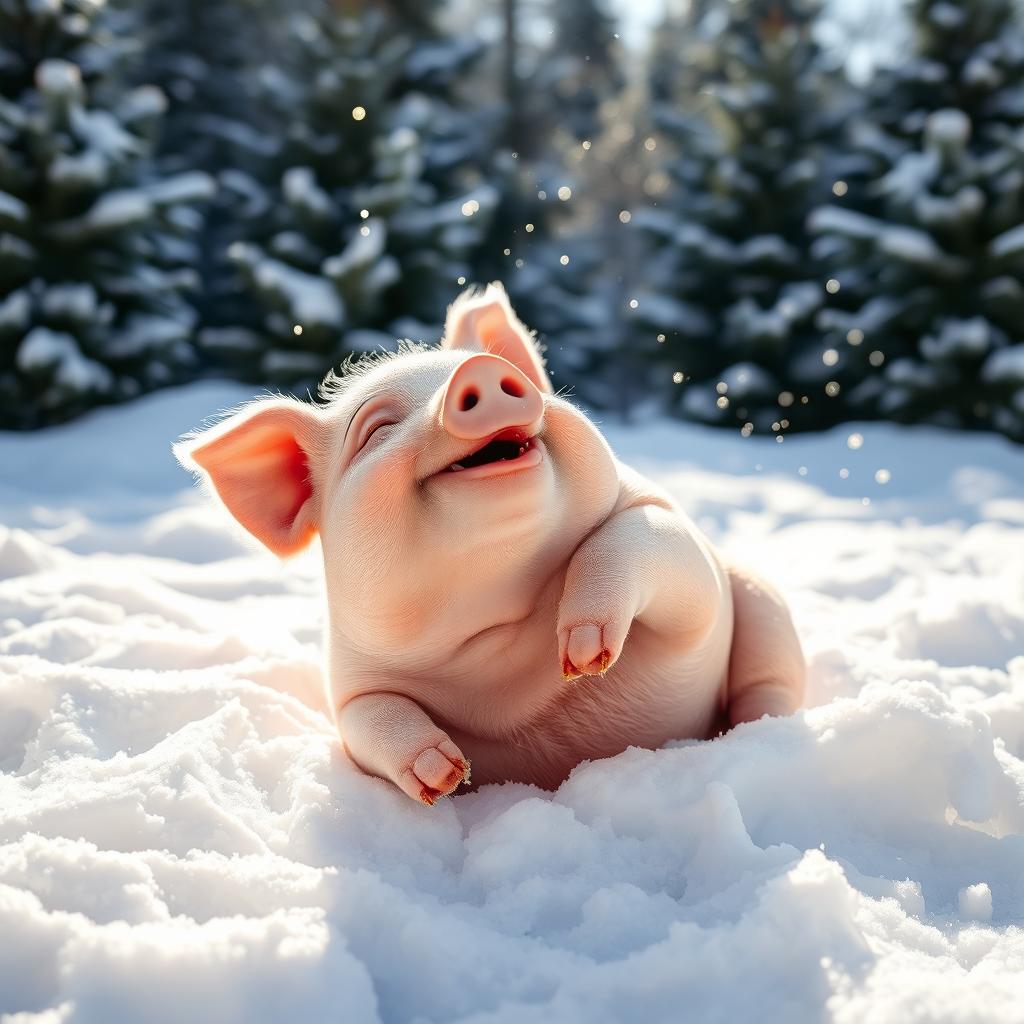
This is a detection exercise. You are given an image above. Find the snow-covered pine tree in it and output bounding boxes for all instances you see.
[0,0,213,428]
[809,0,1024,440]
[471,0,632,404]
[121,0,285,353]
[631,0,857,432]
[547,0,624,144]
[211,0,498,386]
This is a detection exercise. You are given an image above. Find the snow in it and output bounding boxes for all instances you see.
[282,167,334,223]
[82,191,153,232]
[982,344,1024,384]
[990,223,1024,261]
[34,59,82,100]
[230,246,346,330]
[1,381,1023,1023]
[0,190,28,225]
[927,108,971,148]
[15,328,113,394]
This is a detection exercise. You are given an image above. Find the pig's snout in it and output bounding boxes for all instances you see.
[441,354,544,440]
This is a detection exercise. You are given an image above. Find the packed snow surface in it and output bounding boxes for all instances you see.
[2,382,1023,1023]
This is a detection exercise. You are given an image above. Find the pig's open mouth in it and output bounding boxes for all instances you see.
[445,429,541,476]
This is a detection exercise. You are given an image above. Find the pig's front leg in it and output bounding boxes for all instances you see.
[337,692,470,805]
[557,504,721,679]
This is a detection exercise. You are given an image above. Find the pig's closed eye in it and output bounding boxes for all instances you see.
[357,420,396,451]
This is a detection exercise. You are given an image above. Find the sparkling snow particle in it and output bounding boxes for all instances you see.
[832,181,848,197]
[525,223,535,233]
[847,433,864,450]
[560,255,570,266]
[503,248,511,256]
[826,279,841,294]
[582,140,591,151]
[779,391,794,407]
[352,106,366,121]
[839,468,850,479]
[672,371,684,384]
[847,328,864,346]
[656,334,666,343]
[457,276,466,285]
[538,190,547,200]
[717,396,729,410]
[359,209,369,219]
[823,349,839,366]
[628,298,639,309]
[716,381,728,395]
[875,469,891,485]
[644,138,657,152]
[798,466,808,476]
[461,200,480,217]
[359,226,369,236]
[293,325,303,336]
[558,186,572,201]
[619,210,632,224]
[869,350,885,367]
[826,381,841,396]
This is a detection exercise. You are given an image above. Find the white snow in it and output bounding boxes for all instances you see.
[82,190,153,232]
[1,381,1023,1023]
[982,344,1024,384]
[990,223,1024,261]
[15,328,113,395]
[0,191,28,225]
[230,247,345,330]
[34,59,82,100]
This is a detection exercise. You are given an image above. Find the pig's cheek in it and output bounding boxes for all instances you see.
[348,453,423,527]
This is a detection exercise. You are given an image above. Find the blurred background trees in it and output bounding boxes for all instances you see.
[1,0,1022,440]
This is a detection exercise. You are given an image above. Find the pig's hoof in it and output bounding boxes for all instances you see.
[560,622,619,680]
[401,742,471,805]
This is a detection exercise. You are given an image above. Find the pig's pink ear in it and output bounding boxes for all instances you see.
[442,283,552,393]
[175,400,322,557]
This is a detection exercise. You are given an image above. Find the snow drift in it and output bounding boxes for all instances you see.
[1,382,1022,1023]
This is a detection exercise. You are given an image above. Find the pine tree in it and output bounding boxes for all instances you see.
[631,0,857,433]
[207,0,499,386]
[547,0,624,144]
[0,0,213,428]
[471,0,632,404]
[809,0,1024,440]
[122,0,284,351]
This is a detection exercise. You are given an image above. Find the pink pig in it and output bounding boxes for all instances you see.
[178,285,805,805]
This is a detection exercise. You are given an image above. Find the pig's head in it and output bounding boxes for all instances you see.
[176,285,620,659]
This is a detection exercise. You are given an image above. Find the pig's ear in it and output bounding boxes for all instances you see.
[442,282,552,393]
[175,399,322,557]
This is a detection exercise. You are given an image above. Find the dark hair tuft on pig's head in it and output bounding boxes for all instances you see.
[318,340,429,404]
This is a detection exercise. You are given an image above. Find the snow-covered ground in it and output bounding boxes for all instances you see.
[1,381,1023,1023]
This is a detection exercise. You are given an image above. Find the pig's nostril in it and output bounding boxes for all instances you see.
[460,390,479,412]
[500,377,525,398]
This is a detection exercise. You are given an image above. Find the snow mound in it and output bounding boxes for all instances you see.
[1,382,1023,1023]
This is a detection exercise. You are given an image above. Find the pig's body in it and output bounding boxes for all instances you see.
[180,284,804,804]
[329,460,734,790]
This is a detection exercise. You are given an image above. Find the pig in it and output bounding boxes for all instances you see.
[176,284,805,805]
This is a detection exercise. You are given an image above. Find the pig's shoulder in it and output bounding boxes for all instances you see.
[611,457,677,515]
